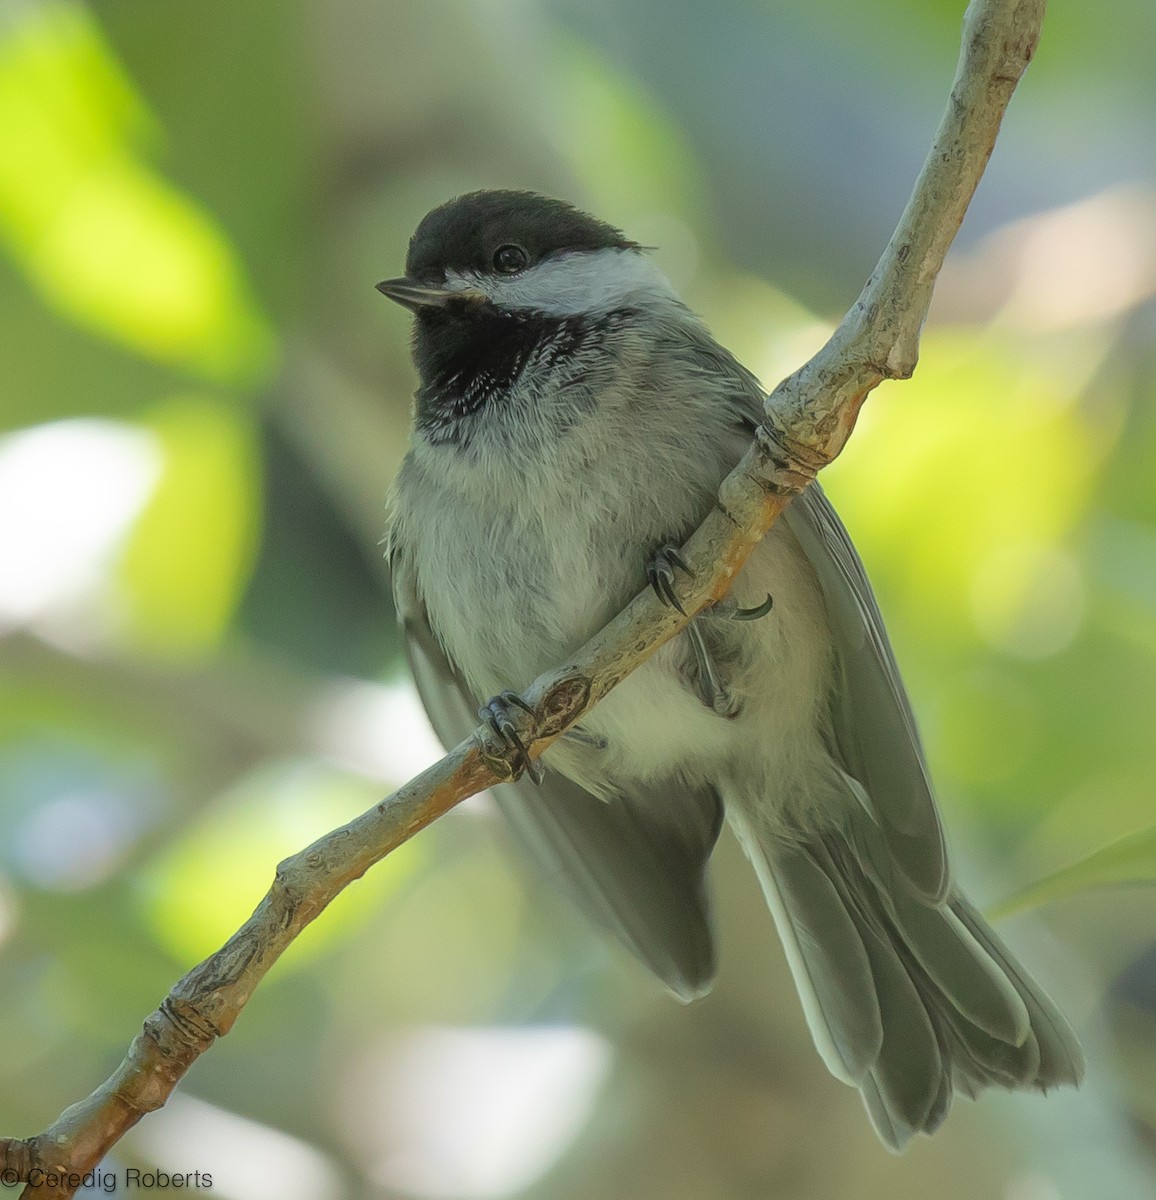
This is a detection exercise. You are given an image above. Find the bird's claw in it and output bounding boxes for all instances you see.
[479,692,543,784]
[711,593,774,622]
[646,544,694,616]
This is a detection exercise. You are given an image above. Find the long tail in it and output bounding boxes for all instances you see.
[735,811,1085,1151]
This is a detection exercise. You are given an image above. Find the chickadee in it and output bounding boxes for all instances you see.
[379,190,1083,1149]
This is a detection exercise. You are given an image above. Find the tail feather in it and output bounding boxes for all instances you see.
[830,827,1033,1048]
[841,883,948,1144]
[736,813,1084,1152]
[749,838,883,1084]
[951,896,1085,1088]
[944,1011,1041,1090]
[901,899,1031,1045]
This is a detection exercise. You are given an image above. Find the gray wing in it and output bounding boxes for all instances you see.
[702,341,948,901]
[783,484,949,901]
[391,550,723,1001]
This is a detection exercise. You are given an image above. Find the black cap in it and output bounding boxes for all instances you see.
[404,190,638,282]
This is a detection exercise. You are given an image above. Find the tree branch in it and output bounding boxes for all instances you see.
[0,0,1043,1194]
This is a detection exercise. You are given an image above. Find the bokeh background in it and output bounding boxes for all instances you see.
[1,0,1155,1197]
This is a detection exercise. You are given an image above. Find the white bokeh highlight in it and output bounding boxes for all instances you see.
[0,418,161,641]
[126,1092,344,1200]
[310,677,446,785]
[345,1024,613,1199]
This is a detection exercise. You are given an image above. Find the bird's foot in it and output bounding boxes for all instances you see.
[646,544,771,623]
[478,692,543,784]
[646,544,694,616]
[686,623,742,718]
[646,543,754,718]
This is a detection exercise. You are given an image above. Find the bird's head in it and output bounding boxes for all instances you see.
[378,191,681,447]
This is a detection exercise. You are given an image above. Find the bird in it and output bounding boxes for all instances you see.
[378,189,1084,1150]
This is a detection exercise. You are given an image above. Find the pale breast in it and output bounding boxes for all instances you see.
[397,405,726,699]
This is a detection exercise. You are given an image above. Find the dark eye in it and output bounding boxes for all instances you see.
[492,244,529,274]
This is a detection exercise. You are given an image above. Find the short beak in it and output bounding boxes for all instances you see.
[375,277,483,312]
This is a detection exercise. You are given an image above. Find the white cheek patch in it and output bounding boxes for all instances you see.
[444,248,678,316]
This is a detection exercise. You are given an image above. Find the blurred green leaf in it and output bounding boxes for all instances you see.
[115,397,260,657]
[136,761,424,968]
[991,826,1156,920]
[0,2,272,382]
[93,0,307,323]
[824,328,1114,654]
[0,257,189,431]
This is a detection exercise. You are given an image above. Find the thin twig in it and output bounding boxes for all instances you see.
[0,0,1043,1194]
